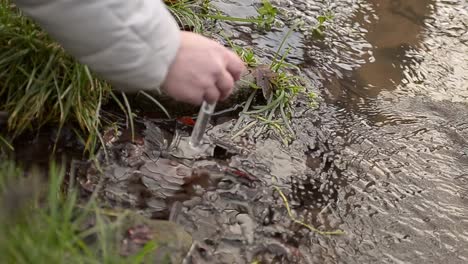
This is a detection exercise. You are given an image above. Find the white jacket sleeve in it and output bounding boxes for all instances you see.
[12,0,181,93]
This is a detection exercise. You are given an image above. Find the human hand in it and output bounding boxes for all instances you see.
[161,31,246,105]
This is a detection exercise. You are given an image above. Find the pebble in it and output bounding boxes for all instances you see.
[237,214,255,244]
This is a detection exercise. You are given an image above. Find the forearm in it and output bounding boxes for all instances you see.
[12,0,181,93]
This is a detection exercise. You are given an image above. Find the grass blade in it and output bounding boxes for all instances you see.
[120,92,135,142]
[139,91,171,119]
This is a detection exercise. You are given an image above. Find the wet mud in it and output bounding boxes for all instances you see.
[77,0,468,263]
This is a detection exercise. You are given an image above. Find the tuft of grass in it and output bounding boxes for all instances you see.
[0,2,115,155]
[231,25,318,144]
[166,0,241,33]
[176,0,278,32]
[223,33,258,67]
[254,0,278,30]
[0,159,156,263]
[0,2,171,157]
[166,0,207,33]
[311,11,334,39]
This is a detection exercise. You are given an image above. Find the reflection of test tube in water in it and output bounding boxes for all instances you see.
[189,101,216,149]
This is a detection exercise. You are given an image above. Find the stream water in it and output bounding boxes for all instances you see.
[179,0,468,262]
[35,0,468,263]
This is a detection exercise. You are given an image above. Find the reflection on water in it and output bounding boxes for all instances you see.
[391,0,468,102]
[324,0,468,111]
[322,0,436,123]
[348,0,433,96]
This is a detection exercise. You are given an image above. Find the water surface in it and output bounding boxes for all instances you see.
[173,0,468,263]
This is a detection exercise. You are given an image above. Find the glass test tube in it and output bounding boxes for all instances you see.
[189,101,216,149]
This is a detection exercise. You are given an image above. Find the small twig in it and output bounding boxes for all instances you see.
[273,186,345,236]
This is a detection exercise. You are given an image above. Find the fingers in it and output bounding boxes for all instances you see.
[225,50,246,81]
[216,70,235,101]
[176,88,204,106]
[162,33,247,106]
[187,93,204,105]
[203,85,220,104]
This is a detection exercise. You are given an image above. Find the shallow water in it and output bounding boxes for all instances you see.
[172,0,468,263]
[75,0,468,263]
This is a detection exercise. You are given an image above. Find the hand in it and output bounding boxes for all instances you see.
[161,31,246,105]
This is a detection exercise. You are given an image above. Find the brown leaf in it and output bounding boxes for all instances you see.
[254,65,277,100]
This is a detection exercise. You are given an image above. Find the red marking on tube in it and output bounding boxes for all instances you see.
[177,116,196,126]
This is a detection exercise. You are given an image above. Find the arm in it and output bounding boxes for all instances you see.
[12,0,180,93]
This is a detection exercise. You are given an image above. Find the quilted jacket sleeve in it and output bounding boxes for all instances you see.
[12,0,181,93]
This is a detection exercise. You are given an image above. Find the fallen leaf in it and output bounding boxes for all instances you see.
[254,64,277,100]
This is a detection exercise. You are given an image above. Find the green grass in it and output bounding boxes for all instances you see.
[0,159,158,263]
[198,0,277,31]
[166,0,279,34]
[0,0,280,156]
[166,0,208,33]
[0,2,116,155]
[254,0,278,30]
[311,11,334,39]
[224,34,258,67]
[229,25,318,144]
